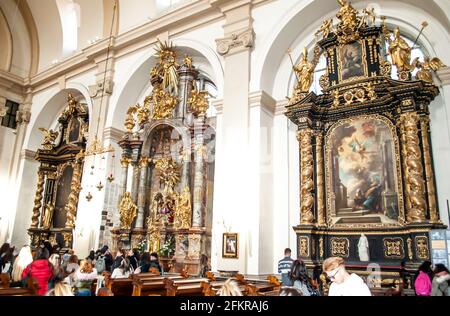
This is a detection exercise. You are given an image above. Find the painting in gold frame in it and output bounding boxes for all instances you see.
[222,233,238,258]
[325,115,405,228]
[338,41,367,82]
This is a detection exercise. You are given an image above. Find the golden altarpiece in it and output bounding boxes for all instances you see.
[28,94,88,251]
[114,42,215,274]
[285,1,447,283]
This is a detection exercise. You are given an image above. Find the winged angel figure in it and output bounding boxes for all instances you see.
[411,57,446,83]
[38,127,59,149]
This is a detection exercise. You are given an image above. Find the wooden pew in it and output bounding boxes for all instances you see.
[0,278,38,296]
[132,275,187,296]
[165,278,210,296]
[0,274,10,288]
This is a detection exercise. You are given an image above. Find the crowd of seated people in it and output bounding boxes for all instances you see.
[1,242,449,296]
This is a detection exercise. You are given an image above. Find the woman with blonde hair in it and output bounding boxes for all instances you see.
[216,278,243,296]
[11,246,33,285]
[322,257,371,296]
[74,260,98,296]
[46,274,74,296]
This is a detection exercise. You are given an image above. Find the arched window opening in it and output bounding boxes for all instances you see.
[56,0,80,56]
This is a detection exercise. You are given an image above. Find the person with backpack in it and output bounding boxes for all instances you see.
[431,264,450,296]
[21,247,54,295]
[95,253,106,274]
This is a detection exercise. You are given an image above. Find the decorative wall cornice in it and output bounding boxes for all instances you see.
[20,149,36,161]
[211,99,223,115]
[103,127,125,142]
[437,67,450,86]
[216,28,255,56]
[249,90,276,115]
[275,99,288,116]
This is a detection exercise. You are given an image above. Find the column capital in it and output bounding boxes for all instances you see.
[216,28,255,56]
[89,78,114,98]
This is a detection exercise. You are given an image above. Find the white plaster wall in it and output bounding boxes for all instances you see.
[0,127,18,244]
[9,158,39,247]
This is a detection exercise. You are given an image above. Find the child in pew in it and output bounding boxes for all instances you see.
[111,258,132,279]
[46,273,74,296]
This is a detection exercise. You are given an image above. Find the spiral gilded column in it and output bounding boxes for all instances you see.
[65,157,83,229]
[399,112,427,223]
[30,170,45,228]
[315,132,325,226]
[420,117,439,223]
[297,128,315,225]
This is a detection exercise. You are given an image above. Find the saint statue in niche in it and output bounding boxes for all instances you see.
[358,233,370,262]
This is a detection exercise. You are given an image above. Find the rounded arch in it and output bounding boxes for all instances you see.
[107,40,224,130]
[255,0,450,100]
[141,120,192,157]
[0,7,12,71]
[24,86,92,151]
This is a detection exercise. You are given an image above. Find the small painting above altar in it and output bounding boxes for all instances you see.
[339,41,367,81]
[222,233,238,259]
[327,117,401,226]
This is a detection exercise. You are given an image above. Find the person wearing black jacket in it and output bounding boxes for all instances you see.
[127,249,139,271]
[100,245,114,273]
[112,249,124,271]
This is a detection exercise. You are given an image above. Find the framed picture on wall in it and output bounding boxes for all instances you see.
[222,233,238,258]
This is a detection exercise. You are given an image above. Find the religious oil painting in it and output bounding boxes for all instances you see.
[223,233,238,258]
[328,118,400,226]
[339,41,366,81]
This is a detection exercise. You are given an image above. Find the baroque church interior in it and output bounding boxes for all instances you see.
[1,0,450,297]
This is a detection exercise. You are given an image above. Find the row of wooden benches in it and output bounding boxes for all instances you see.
[104,271,282,296]
[0,271,281,296]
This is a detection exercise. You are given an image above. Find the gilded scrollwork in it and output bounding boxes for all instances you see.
[383,238,405,259]
[399,112,427,223]
[297,128,315,225]
[299,236,310,257]
[330,237,349,258]
[415,236,429,260]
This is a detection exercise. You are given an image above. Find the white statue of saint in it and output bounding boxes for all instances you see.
[358,233,370,262]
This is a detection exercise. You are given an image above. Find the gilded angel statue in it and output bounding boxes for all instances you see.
[412,56,446,83]
[315,19,334,39]
[183,54,193,69]
[119,192,137,230]
[39,127,59,150]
